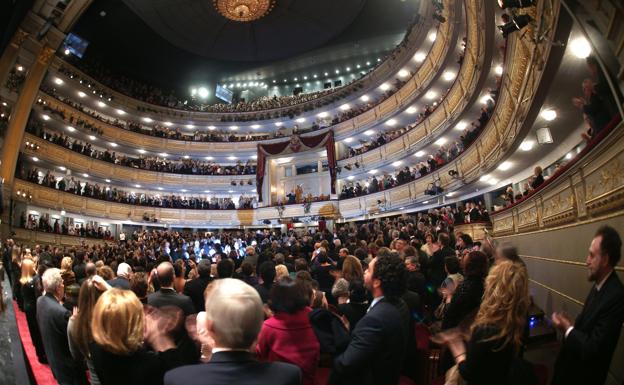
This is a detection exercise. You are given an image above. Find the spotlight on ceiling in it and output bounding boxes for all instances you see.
[540,109,557,121]
[497,161,512,171]
[570,37,592,59]
[197,87,209,99]
[519,140,534,151]
[498,0,536,9]
[413,52,426,62]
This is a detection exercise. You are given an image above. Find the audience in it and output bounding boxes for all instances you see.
[37,267,88,385]
[90,289,187,385]
[7,213,622,385]
[21,167,255,210]
[434,260,531,385]
[256,277,320,385]
[164,278,302,385]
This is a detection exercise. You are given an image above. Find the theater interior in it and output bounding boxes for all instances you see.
[0,0,623,384]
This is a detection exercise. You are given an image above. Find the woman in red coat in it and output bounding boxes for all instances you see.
[256,277,320,385]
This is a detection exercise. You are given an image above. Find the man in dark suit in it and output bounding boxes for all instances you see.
[37,268,87,385]
[183,259,213,312]
[428,232,455,307]
[148,262,195,315]
[163,279,301,385]
[551,226,624,385]
[107,262,132,290]
[329,254,408,385]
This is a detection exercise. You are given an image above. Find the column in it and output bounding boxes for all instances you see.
[1,45,55,186]
[0,29,29,86]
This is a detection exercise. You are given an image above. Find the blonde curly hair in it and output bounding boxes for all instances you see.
[472,260,529,351]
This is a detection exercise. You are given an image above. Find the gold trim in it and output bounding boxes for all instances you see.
[521,254,624,272]
[494,209,624,238]
[529,279,584,307]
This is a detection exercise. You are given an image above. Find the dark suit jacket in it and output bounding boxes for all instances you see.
[163,351,301,385]
[147,288,196,315]
[37,293,87,385]
[330,298,407,385]
[552,272,624,385]
[183,276,213,312]
[91,343,183,385]
[107,276,131,290]
[428,247,455,290]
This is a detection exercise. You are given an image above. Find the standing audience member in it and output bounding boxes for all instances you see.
[551,226,624,385]
[90,289,186,385]
[20,258,47,363]
[183,259,213,312]
[256,277,320,385]
[37,268,88,385]
[329,254,408,385]
[434,260,532,385]
[107,262,132,289]
[148,262,195,315]
[164,279,302,385]
[68,276,111,385]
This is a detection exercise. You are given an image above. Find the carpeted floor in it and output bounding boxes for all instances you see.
[13,301,58,385]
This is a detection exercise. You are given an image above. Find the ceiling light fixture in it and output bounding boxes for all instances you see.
[386,119,397,126]
[570,37,591,59]
[497,161,512,171]
[360,95,370,102]
[443,71,456,81]
[364,130,375,136]
[519,140,534,151]
[413,52,426,62]
[415,151,425,157]
[406,106,417,114]
[541,109,557,121]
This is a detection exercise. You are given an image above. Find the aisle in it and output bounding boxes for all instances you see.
[12,301,57,385]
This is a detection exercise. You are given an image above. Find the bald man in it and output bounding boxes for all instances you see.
[147,262,195,315]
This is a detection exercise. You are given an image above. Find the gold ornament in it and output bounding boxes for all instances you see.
[214,0,276,22]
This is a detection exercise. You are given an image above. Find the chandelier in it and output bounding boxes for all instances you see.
[214,0,276,22]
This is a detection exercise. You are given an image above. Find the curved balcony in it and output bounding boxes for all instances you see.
[21,133,254,190]
[38,2,460,151]
[336,0,485,174]
[47,1,434,122]
[12,179,340,226]
[336,4,559,219]
[490,120,624,236]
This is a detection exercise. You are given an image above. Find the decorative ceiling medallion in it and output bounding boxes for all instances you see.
[214,0,276,22]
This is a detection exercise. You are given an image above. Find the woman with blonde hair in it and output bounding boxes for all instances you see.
[90,289,186,385]
[434,260,530,385]
[275,264,289,281]
[20,258,47,363]
[60,256,76,286]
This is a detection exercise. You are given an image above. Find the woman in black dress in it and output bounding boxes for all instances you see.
[20,258,47,363]
[434,260,531,385]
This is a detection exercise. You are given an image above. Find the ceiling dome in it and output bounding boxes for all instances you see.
[122,0,368,61]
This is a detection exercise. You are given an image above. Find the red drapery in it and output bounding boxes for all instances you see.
[256,130,336,202]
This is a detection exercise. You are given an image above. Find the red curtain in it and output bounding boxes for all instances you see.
[256,130,336,202]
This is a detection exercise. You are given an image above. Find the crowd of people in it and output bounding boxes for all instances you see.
[27,123,257,176]
[339,88,496,199]
[20,167,257,210]
[20,212,115,241]
[3,210,622,385]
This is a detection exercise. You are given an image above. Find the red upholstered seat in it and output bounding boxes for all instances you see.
[314,367,331,385]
